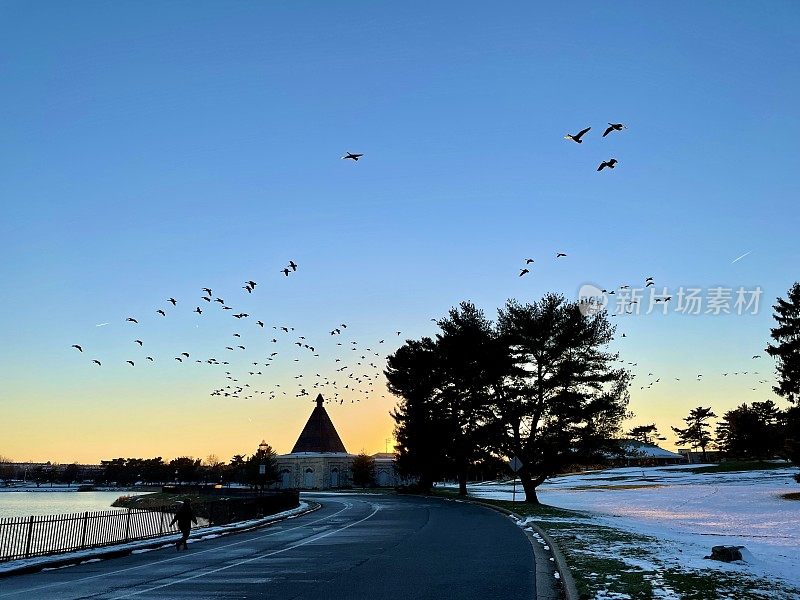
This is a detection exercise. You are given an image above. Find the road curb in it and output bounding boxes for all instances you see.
[0,501,321,579]
[462,499,579,600]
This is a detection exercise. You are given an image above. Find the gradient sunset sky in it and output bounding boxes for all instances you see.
[1,2,798,464]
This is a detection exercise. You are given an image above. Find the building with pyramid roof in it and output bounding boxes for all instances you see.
[275,394,401,489]
[275,394,355,489]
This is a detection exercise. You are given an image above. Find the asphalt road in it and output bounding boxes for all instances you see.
[0,494,536,600]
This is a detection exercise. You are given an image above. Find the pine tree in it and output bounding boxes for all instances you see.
[351,452,376,487]
[766,282,800,404]
[626,424,665,445]
[672,407,717,462]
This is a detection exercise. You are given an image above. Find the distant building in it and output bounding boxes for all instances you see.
[677,448,724,464]
[616,440,686,466]
[275,394,401,489]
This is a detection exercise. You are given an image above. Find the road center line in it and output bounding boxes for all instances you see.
[111,504,382,599]
[0,501,353,599]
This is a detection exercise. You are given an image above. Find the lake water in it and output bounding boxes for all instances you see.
[0,491,146,518]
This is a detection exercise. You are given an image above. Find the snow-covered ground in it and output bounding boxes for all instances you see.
[452,464,800,591]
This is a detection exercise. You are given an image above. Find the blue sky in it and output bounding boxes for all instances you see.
[1,2,798,462]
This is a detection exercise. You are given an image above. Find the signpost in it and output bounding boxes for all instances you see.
[508,456,523,503]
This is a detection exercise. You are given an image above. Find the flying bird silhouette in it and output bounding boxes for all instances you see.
[146,356,154,361]
[565,127,591,143]
[71,345,83,352]
[525,258,534,264]
[168,298,177,306]
[134,340,143,346]
[519,269,530,277]
[597,159,618,171]
[602,123,626,137]
[288,261,297,272]
[195,307,202,314]
[126,318,138,324]
[127,360,134,366]
[202,288,212,295]
[556,252,567,258]
[92,360,101,366]
[157,309,166,316]
[342,152,363,161]
[281,268,290,276]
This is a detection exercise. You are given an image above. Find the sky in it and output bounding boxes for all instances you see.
[1,1,799,464]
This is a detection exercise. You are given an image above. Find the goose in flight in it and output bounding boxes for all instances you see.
[597,159,618,171]
[342,152,363,161]
[519,268,530,277]
[565,127,591,143]
[157,309,166,316]
[602,123,626,137]
[72,344,83,352]
[202,288,212,296]
[146,356,154,361]
[525,258,534,264]
[281,268,290,276]
[126,317,138,324]
[127,360,134,366]
[288,261,297,272]
[134,340,143,346]
[168,298,177,306]
[92,359,101,366]
[195,307,202,314]
[556,252,567,258]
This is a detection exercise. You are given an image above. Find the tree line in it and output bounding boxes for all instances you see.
[388,283,800,503]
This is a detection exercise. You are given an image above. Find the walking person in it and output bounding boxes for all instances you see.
[170,498,197,550]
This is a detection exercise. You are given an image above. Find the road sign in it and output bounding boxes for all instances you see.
[508,456,523,473]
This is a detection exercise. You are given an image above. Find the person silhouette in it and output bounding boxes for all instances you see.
[170,498,197,550]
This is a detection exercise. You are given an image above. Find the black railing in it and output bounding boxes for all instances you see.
[0,491,300,563]
[0,508,182,562]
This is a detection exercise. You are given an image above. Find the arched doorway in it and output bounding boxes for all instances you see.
[281,469,291,488]
[303,468,315,489]
[330,468,339,488]
[377,470,390,487]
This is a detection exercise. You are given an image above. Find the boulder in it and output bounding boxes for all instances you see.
[705,545,745,562]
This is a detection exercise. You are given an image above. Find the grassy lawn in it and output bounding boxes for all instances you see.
[687,460,793,474]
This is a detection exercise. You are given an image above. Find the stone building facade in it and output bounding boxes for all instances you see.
[275,394,400,490]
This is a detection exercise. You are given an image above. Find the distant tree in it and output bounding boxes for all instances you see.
[434,302,507,495]
[170,457,201,484]
[245,443,279,490]
[626,424,666,445]
[351,452,376,487]
[204,454,226,485]
[715,402,784,460]
[100,458,132,486]
[387,337,451,491]
[672,407,717,462]
[0,456,14,485]
[60,463,80,486]
[767,282,800,404]
[229,454,247,485]
[496,294,630,503]
[141,457,169,484]
[766,282,800,466]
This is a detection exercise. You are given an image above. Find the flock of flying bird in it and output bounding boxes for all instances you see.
[564,122,626,170]
[71,258,392,406]
[69,144,773,412]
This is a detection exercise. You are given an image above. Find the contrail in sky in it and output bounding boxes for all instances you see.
[95,322,109,327]
[731,251,752,264]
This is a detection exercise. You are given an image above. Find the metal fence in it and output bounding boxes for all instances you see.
[0,508,186,562]
[0,491,300,563]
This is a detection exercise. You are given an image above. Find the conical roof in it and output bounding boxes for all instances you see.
[290,394,348,453]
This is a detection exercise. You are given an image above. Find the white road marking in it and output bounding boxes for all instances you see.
[110,504,382,599]
[0,501,352,598]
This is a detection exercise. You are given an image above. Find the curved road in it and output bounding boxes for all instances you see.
[0,494,536,599]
